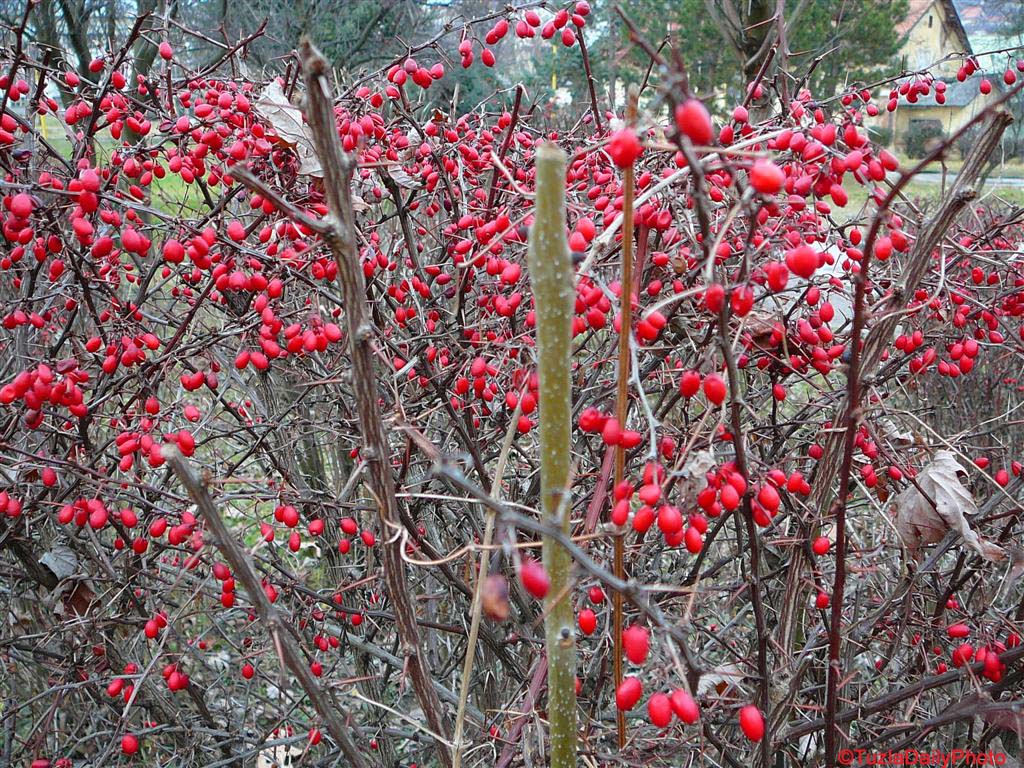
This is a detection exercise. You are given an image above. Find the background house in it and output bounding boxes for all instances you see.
[876,0,1005,152]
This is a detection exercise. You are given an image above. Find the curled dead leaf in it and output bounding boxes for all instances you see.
[255,80,322,178]
[388,168,418,189]
[481,574,510,622]
[893,450,1005,562]
[40,545,78,580]
[676,449,715,510]
[980,706,1024,738]
[697,662,744,697]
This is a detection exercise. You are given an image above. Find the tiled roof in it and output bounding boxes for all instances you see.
[896,0,937,35]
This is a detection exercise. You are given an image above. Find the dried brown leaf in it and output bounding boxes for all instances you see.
[696,662,743,697]
[255,80,322,178]
[677,449,715,510]
[893,450,1005,562]
[481,574,510,622]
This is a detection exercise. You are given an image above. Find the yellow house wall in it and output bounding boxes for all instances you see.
[888,88,1003,150]
[870,0,985,148]
[901,0,962,77]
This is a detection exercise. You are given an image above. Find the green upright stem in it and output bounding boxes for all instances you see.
[528,142,577,768]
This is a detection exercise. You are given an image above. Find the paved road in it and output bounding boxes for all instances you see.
[911,171,1024,187]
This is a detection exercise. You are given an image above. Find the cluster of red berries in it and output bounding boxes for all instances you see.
[0,360,89,428]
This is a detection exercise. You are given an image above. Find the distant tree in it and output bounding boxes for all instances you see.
[0,0,172,102]
[206,0,430,72]
[566,0,908,111]
[788,0,910,96]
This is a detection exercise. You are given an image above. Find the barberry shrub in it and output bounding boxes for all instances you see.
[2,3,1024,768]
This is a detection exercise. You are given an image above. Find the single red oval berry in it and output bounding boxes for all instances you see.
[520,559,550,599]
[607,129,643,168]
[10,193,34,219]
[785,244,818,279]
[703,374,727,405]
[623,624,650,664]
[748,159,785,194]
[657,505,682,535]
[578,608,597,635]
[121,734,139,755]
[670,689,700,724]
[739,705,765,741]
[947,623,970,639]
[720,483,740,511]
[684,526,703,554]
[615,676,643,710]
[757,483,780,511]
[675,99,713,145]
[679,370,701,397]
[647,692,673,728]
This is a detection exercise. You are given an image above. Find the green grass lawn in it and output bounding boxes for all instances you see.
[916,158,1024,179]
[889,150,1024,179]
[838,176,1024,224]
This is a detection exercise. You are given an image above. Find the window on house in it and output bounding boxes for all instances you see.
[928,14,933,27]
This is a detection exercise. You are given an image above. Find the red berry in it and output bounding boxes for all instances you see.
[658,505,683,535]
[607,129,643,168]
[647,692,673,727]
[703,373,727,405]
[952,643,974,667]
[680,370,701,397]
[623,624,650,664]
[748,160,785,194]
[632,505,655,532]
[10,192,34,219]
[684,526,703,553]
[601,417,622,446]
[947,623,970,639]
[670,689,700,723]
[766,261,790,291]
[578,608,597,635]
[757,483,780,511]
[785,244,818,279]
[121,734,139,755]
[519,559,550,599]
[874,236,893,261]
[739,705,765,741]
[162,239,185,263]
[720,484,740,511]
[705,282,725,313]
[615,676,643,710]
[675,99,713,145]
